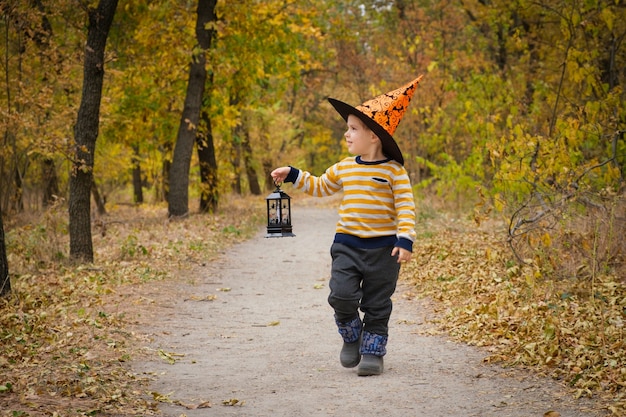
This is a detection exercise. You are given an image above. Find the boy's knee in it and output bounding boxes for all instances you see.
[328,294,359,318]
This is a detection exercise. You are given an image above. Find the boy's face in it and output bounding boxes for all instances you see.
[344,114,380,157]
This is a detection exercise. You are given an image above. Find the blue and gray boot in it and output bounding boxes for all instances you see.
[358,331,387,376]
[335,316,362,368]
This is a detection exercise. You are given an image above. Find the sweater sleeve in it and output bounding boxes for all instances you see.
[286,164,342,197]
[393,166,417,251]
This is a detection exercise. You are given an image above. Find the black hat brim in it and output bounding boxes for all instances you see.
[328,98,404,165]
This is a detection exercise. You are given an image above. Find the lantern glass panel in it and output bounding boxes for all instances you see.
[267,199,281,225]
[281,200,290,224]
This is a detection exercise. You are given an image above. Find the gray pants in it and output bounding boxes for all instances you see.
[328,243,401,336]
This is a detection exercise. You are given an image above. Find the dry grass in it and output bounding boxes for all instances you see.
[507,193,626,282]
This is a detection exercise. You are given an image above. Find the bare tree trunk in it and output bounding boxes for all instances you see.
[159,142,172,203]
[161,158,171,203]
[12,166,23,212]
[231,126,242,194]
[263,159,274,191]
[42,158,59,207]
[197,105,218,213]
[242,128,261,195]
[0,205,10,297]
[132,144,143,204]
[69,0,118,262]
[91,179,106,216]
[168,0,217,217]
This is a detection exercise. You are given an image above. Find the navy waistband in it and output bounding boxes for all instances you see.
[333,233,397,249]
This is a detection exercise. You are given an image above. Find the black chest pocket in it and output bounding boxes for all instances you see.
[369,177,392,194]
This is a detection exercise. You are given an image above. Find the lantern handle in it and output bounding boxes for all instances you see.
[273,179,283,189]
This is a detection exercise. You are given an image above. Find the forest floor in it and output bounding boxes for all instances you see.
[131,197,607,417]
[1,194,616,417]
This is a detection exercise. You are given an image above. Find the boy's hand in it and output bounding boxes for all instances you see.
[392,247,412,264]
[271,167,291,184]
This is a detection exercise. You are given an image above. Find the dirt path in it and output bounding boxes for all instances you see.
[134,203,604,417]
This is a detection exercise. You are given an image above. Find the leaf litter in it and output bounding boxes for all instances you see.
[0,197,264,416]
[0,195,622,415]
[402,212,624,415]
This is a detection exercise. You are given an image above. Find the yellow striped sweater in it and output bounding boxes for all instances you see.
[285,156,416,251]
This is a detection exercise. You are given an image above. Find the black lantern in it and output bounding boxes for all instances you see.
[265,182,295,238]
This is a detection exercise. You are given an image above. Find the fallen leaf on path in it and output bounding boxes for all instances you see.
[544,412,560,417]
[185,400,212,409]
[187,294,217,301]
[158,349,185,364]
[252,321,280,327]
[222,398,244,406]
[151,391,174,403]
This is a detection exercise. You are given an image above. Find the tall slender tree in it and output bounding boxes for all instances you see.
[168,0,217,217]
[0,206,9,297]
[197,76,219,213]
[69,0,118,262]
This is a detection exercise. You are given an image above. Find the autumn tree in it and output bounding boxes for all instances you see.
[210,0,338,194]
[471,0,624,277]
[1,2,82,214]
[1,3,37,213]
[168,0,217,217]
[1,0,622,278]
[69,0,118,262]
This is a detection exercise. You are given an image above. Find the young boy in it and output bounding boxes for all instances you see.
[271,75,423,376]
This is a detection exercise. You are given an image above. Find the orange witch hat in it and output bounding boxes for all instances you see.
[328,75,424,165]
